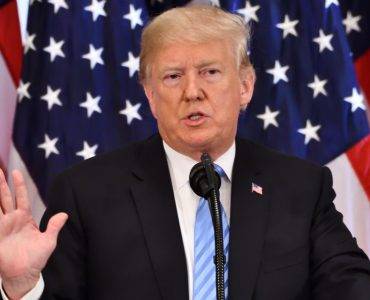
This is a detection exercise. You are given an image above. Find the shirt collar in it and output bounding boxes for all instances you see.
[163,140,235,190]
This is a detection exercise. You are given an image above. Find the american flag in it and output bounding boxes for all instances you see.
[251,183,263,195]
[0,0,369,253]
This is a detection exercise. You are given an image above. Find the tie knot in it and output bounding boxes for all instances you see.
[213,164,226,178]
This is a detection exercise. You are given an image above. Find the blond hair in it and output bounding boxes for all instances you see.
[139,5,252,83]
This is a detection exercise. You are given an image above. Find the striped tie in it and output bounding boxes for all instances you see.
[193,166,229,300]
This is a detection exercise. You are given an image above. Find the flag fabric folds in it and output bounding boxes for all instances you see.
[0,0,22,171]
[8,0,370,254]
[12,0,152,202]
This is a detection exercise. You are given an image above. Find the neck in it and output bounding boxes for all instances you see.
[162,138,234,162]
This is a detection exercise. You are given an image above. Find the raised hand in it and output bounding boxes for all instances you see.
[0,169,68,299]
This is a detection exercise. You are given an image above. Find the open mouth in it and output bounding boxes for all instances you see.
[188,112,204,121]
[183,112,207,126]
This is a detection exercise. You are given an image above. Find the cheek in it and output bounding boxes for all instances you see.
[212,88,241,120]
[156,100,176,116]
[154,100,181,128]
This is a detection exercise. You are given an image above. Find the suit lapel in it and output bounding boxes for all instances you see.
[229,138,271,300]
[130,135,188,300]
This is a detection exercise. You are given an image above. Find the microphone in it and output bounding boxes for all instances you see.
[189,153,221,198]
[189,153,225,300]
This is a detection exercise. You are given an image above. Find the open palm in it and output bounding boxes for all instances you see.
[0,169,67,298]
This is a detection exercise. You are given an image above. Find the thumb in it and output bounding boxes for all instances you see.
[45,212,68,241]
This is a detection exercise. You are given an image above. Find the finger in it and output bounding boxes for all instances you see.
[45,213,68,242]
[0,172,3,217]
[0,169,4,217]
[0,168,14,213]
[12,170,30,212]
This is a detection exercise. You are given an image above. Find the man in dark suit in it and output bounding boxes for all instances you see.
[0,5,369,300]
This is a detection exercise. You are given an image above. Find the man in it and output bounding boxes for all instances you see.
[0,5,369,300]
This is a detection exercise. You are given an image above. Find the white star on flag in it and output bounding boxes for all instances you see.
[307,75,328,98]
[24,32,36,54]
[47,0,69,14]
[84,0,107,22]
[17,81,31,102]
[298,120,321,145]
[123,4,143,30]
[344,88,365,112]
[276,15,299,38]
[237,1,260,23]
[80,92,102,118]
[38,134,60,159]
[266,60,289,84]
[313,29,334,52]
[43,37,65,62]
[82,44,104,70]
[41,85,63,111]
[325,0,339,8]
[76,141,99,160]
[342,11,362,34]
[121,52,140,77]
[256,106,280,129]
[119,99,142,125]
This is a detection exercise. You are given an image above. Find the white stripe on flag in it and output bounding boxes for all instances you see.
[8,143,46,224]
[16,0,29,43]
[0,52,17,167]
[328,153,370,256]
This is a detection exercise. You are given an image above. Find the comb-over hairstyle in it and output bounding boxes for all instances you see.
[139,5,252,83]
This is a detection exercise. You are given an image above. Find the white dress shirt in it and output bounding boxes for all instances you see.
[163,141,235,299]
[0,275,44,300]
[0,141,235,300]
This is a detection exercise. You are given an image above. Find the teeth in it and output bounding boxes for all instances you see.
[189,115,201,120]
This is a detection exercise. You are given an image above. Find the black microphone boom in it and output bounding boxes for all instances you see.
[189,153,226,300]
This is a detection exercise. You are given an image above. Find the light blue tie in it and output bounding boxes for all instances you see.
[193,166,229,300]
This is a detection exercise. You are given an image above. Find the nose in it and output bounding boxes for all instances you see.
[183,73,205,102]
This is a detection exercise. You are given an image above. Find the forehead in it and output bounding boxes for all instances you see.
[152,39,235,69]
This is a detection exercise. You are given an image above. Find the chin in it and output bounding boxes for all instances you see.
[181,133,215,151]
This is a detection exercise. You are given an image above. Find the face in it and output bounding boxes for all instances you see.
[143,39,255,161]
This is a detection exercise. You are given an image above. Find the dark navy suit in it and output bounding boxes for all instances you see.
[37,134,370,299]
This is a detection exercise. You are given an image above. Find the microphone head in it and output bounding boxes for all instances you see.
[189,160,221,198]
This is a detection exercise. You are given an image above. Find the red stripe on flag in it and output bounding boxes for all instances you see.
[346,135,370,200]
[0,0,22,86]
[355,49,370,106]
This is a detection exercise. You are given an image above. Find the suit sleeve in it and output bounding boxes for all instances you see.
[39,172,88,299]
[310,166,370,299]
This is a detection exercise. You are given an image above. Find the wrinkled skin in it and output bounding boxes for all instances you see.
[0,169,67,298]
[144,40,255,161]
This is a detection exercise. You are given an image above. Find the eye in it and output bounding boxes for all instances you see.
[202,68,221,81]
[163,73,181,86]
[206,69,220,75]
[168,74,180,80]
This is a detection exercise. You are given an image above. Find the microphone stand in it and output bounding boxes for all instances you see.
[190,153,225,300]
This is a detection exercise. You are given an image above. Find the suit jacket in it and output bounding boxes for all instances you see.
[38,134,370,299]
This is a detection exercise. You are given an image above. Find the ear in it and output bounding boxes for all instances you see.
[239,67,256,110]
[143,83,158,119]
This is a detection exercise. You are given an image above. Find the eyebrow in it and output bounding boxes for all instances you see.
[160,66,183,73]
[195,61,221,69]
[159,61,222,74]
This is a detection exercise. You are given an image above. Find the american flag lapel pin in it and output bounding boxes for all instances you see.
[251,182,263,195]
